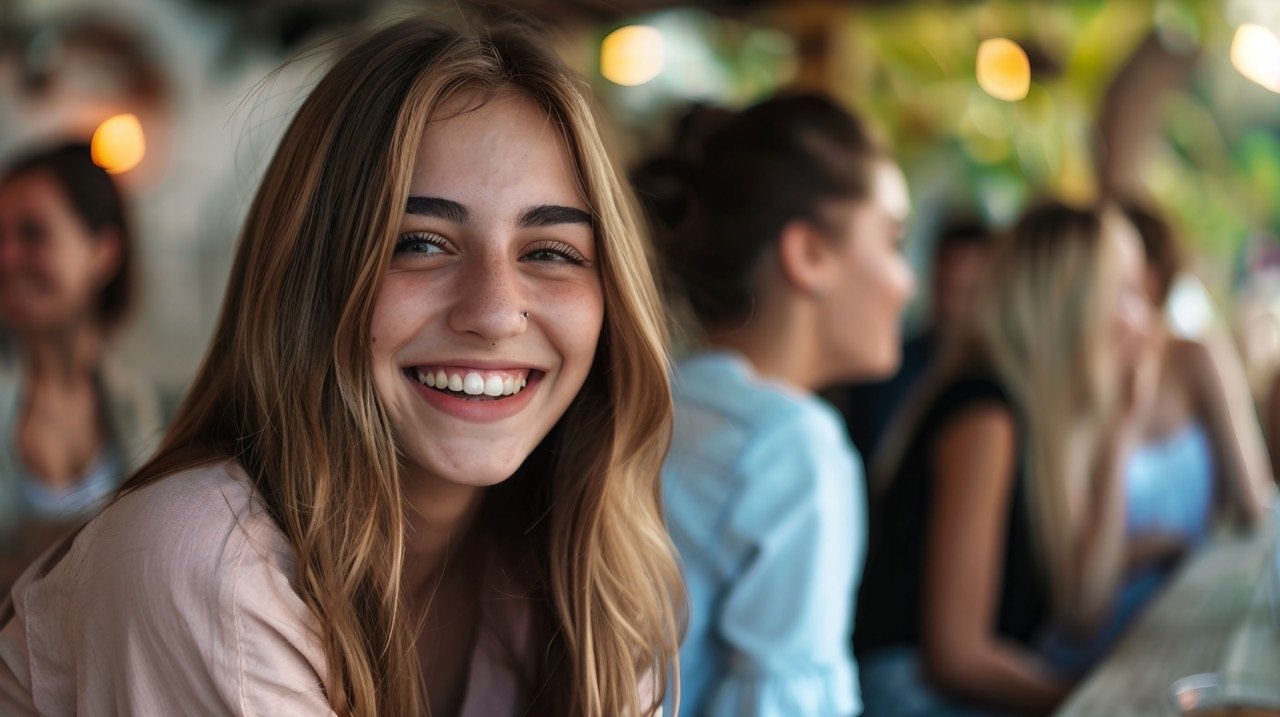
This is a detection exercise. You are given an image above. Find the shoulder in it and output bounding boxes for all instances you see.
[935,373,1014,410]
[1166,335,1211,367]
[921,373,1019,441]
[1164,336,1238,409]
[673,351,847,446]
[46,460,296,614]
[672,352,806,426]
[6,461,330,713]
[739,396,852,470]
[1166,336,1219,384]
[933,403,1017,455]
[928,403,1018,507]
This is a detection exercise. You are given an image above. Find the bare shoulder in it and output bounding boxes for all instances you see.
[932,403,1018,490]
[936,403,1017,455]
[1166,336,1245,408]
[1166,336,1216,375]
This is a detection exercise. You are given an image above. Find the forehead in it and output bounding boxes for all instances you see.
[0,171,71,217]
[409,91,587,211]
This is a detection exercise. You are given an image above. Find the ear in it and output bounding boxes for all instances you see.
[90,228,123,288]
[776,218,837,297]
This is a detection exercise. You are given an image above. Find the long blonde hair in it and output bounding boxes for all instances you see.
[876,201,1128,619]
[121,18,682,716]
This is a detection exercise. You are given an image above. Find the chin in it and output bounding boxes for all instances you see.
[843,347,902,383]
[399,440,531,489]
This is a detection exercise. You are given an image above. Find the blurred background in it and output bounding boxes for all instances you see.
[2,0,1278,406]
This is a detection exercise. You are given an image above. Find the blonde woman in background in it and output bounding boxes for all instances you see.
[0,19,681,716]
[855,202,1153,715]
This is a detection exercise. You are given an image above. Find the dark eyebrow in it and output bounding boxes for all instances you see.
[517,204,593,229]
[406,196,468,224]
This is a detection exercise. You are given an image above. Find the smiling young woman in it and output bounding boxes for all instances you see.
[0,19,681,717]
[0,143,162,592]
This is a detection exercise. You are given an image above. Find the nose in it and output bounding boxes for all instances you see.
[447,251,528,342]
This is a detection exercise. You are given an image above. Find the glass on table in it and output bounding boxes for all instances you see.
[1169,673,1280,716]
[1271,495,1280,629]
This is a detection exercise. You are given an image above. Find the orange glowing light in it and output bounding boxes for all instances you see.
[601,25,664,86]
[91,114,146,174]
[976,38,1031,102]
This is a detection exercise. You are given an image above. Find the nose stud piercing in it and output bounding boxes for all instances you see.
[521,311,530,319]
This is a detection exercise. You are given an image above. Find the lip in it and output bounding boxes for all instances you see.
[408,358,546,372]
[405,368,543,424]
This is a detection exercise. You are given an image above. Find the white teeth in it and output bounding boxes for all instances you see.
[415,367,531,397]
[462,372,485,395]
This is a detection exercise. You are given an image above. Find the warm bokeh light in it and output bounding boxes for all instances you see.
[601,25,664,86]
[90,114,146,174]
[1231,24,1280,92]
[976,38,1031,102]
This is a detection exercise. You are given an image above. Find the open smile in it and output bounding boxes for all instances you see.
[401,364,546,422]
[403,365,537,400]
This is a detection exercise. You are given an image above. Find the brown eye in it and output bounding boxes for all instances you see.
[522,241,593,267]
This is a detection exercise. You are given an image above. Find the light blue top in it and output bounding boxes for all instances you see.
[1125,421,1215,544]
[663,350,865,717]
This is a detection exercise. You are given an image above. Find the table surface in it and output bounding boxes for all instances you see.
[1055,522,1279,716]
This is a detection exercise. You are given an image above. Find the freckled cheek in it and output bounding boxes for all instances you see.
[530,278,605,369]
[369,277,452,361]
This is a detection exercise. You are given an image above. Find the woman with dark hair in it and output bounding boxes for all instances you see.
[659,93,914,716]
[0,142,161,589]
[0,19,681,716]
[1121,201,1270,542]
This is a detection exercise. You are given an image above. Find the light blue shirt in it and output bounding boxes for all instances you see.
[663,350,865,716]
[1126,421,1215,544]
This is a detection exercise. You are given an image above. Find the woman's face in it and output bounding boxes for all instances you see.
[0,172,116,333]
[370,93,604,488]
[1109,220,1153,371]
[817,160,916,382]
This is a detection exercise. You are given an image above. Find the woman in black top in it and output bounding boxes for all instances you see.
[855,202,1154,715]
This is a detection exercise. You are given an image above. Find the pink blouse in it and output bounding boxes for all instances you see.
[0,461,547,716]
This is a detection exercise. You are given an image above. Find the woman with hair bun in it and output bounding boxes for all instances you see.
[659,93,915,716]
